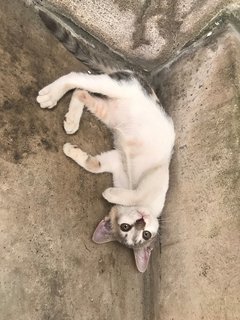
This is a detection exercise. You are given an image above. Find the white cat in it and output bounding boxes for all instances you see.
[36,70,175,272]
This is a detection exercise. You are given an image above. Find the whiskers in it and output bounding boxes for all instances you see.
[156,216,174,244]
[157,216,184,249]
[158,215,174,228]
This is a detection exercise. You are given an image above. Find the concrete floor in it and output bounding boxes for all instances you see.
[0,1,161,319]
[1,0,240,319]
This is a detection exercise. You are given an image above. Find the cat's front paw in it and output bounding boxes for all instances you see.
[36,79,66,109]
[36,86,58,109]
[64,112,80,135]
[102,188,119,204]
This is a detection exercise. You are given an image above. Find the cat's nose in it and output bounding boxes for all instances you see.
[135,218,146,230]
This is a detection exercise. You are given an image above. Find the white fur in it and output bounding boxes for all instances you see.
[64,90,84,134]
[37,71,175,246]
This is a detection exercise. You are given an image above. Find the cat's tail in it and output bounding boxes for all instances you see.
[38,9,129,74]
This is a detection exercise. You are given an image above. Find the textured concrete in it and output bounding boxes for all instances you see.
[2,0,240,319]
[0,1,161,320]
[31,0,239,69]
[157,24,240,320]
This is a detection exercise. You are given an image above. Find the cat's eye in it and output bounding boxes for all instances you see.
[120,223,132,232]
[143,231,152,240]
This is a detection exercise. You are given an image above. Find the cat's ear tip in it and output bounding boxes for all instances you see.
[92,220,105,244]
[92,234,102,244]
[133,246,152,273]
[92,217,115,244]
[92,224,104,243]
[136,262,148,273]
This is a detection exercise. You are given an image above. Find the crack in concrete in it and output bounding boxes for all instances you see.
[151,5,240,89]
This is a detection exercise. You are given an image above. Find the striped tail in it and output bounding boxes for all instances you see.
[39,9,128,74]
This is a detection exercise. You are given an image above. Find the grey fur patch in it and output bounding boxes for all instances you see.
[109,71,153,96]
[89,92,109,100]
[135,74,153,96]
[39,10,118,74]
[109,71,133,81]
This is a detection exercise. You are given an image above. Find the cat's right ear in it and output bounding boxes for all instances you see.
[92,217,115,244]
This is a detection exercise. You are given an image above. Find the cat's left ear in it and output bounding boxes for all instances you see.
[133,246,153,273]
[92,217,115,244]
[133,236,157,272]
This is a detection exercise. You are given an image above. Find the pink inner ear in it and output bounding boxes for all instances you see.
[92,218,115,244]
[133,247,152,273]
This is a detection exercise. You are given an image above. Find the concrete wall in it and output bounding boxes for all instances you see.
[31,0,238,69]
[158,24,240,320]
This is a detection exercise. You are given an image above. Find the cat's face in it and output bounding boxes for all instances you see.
[92,206,159,272]
[112,205,159,248]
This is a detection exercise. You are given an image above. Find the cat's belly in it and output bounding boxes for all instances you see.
[113,130,172,189]
[118,147,163,189]
[129,156,160,188]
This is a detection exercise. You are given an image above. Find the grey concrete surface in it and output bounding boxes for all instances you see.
[0,1,161,320]
[157,24,240,320]
[30,0,239,69]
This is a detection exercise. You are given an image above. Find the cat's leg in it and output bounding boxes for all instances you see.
[64,89,84,134]
[63,143,126,178]
[36,74,70,109]
[36,72,137,108]
[74,90,110,124]
[103,165,169,207]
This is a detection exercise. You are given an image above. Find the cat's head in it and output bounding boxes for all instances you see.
[92,205,159,272]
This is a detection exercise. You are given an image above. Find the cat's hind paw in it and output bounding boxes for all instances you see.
[64,112,80,135]
[63,143,77,158]
[63,143,88,165]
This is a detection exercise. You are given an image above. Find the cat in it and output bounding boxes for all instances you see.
[36,70,175,272]
[37,11,175,272]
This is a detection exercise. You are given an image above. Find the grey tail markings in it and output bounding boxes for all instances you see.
[38,10,125,74]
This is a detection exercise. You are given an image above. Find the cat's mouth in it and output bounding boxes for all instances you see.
[120,241,141,249]
[122,234,158,249]
[118,236,147,249]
